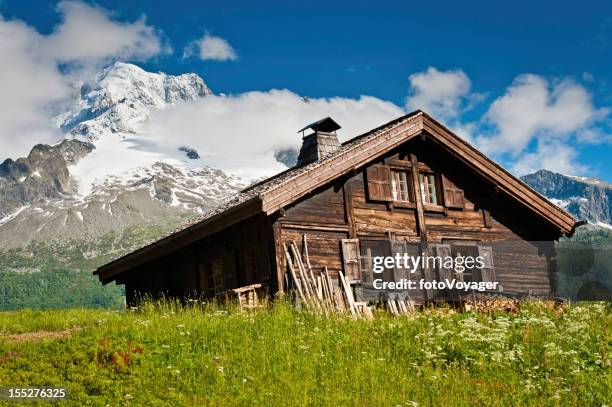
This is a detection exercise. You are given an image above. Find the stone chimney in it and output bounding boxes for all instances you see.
[296,117,341,166]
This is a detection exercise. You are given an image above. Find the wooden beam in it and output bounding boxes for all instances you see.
[410,153,428,243]
[278,221,349,233]
[482,209,492,228]
[343,179,357,238]
[272,221,285,293]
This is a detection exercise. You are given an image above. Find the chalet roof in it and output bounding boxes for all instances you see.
[96,110,579,281]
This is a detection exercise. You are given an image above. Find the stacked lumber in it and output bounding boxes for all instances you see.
[284,234,419,319]
[385,296,416,316]
[283,238,373,319]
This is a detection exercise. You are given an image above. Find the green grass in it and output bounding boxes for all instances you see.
[0,301,610,406]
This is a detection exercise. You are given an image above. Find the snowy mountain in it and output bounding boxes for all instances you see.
[0,62,247,254]
[56,61,212,142]
[521,170,612,230]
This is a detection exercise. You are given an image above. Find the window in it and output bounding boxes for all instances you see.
[419,173,440,205]
[391,170,412,202]
[436,242,496,285]
[359,240,391,286]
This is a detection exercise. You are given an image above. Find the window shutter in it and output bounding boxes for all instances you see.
[341,239,361,282]
[421,246,435,300]
[390,240,407,282]
[360,247,373,286]
[478,246,495,283]
[434,244,453,281]
[366,165,393,202]
[441,174,465,209]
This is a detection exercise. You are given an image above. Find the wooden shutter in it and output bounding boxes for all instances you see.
[421,246,435,300]
[434,244,453,281]
[341,239,361,282]
[390,240,407,282]
[478,246,495,283]
[441,174,465,209]
[359,246,373,286]
[366,165,393,202]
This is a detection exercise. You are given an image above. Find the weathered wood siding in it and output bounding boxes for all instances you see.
[122,213,276,305]
[124,136,561,305]
[274,137,560,301]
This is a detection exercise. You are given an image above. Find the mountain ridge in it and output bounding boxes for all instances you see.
[520,169,612,230]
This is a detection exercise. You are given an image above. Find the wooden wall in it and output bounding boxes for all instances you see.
[122,213,276,305]
[274,137,561,302]
[123,135,563,305]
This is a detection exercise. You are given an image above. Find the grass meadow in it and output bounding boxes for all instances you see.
[0,300,610,406]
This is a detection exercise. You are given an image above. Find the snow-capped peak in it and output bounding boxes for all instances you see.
[0,62,247,250]
[55,61,212,142]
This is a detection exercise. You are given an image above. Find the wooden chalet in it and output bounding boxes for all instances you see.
[95,111,580,305]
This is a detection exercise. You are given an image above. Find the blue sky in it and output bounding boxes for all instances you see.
[1,0,611,180]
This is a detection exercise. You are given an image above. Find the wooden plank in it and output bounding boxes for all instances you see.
[338,270,357,316]
[272,222,285,293]
[482,209,493,228]
[289,242,318,310]
[410,153,428,243]
[279,221,349,232]
[283,243,308,307]
[343,180,357,238]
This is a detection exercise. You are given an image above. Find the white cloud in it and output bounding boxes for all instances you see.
[405,67,477,120]
[142,89,403,178]
[511,140,588,176]
[0,17,69,160]
[184,33,237,61]
[44,1,167,63]
[0,1,166,161]
[576,127,612,144]
[478,74,607,154]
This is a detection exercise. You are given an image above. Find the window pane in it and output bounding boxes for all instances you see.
[419,173,428,203]
[391,173,398,200]
[419,173,439,204]
[391,170,411,202]
[399,172,409,201]
[427,175,437,205]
